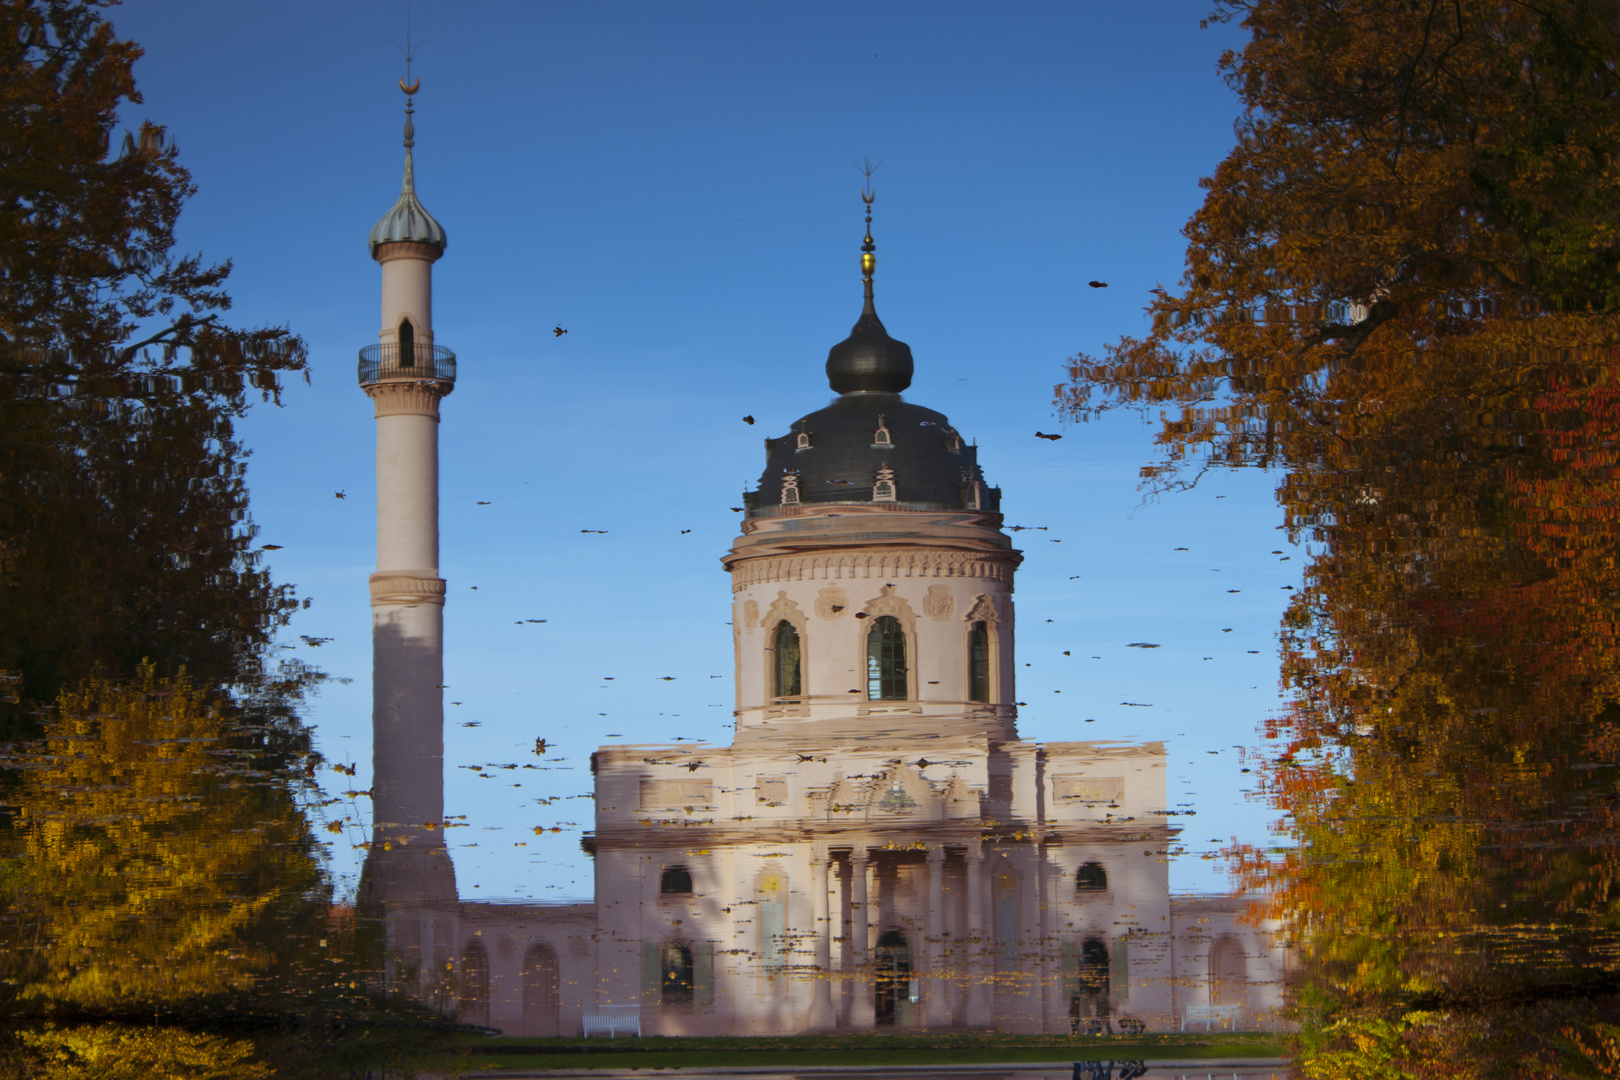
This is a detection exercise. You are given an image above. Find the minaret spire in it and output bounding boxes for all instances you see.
[823,158,913,395]
[860,158,878,314]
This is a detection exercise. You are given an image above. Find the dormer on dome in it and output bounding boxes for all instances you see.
[873,463,897,503]
[369,81,447,260]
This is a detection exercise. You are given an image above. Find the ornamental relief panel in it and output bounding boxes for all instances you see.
[923,584,956,620]
[965,593,998,623]
[862,584,915,622]
[761,590,803,630]
[815,587,849,619]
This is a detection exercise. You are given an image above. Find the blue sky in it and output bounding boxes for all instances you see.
[110,1,1299,901]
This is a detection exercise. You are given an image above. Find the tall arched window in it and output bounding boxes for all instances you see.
[866,615,907,700]
[660,865,693,895]
[458,940,490,1029]
[522,943,560,1036]
[398,317,416,368]
[1209,936,1249,1007]
[967,620,991,702]
[661,941,694,1003]
[759,872,787,969]
[773,620,802,699]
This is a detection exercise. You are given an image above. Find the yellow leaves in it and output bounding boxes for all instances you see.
[16,1025,271,1080]
[3,666,328,1011]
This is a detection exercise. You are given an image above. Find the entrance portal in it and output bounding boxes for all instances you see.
[874,928,914,1026]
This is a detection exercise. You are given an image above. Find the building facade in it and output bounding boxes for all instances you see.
[356,88,1289,1037]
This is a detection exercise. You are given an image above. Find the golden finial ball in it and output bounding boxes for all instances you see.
[861,252,876,276]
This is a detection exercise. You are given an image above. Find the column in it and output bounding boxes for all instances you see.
[808,847,836,1030]
[925,845,947,1027]
[850,848,874,1028]
[1036,840,1054,1032]
[965,841,988,1026]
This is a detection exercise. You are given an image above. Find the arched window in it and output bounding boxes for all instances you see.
[661,941,694,1003]
[660,865,693,895]
[398,317,416,368]
[1209,936,1249,1007]
[759,872,786,969]
[866,615,907,700]
[874,929,913,1026]
[458,940,490,1029]
[1075,861,1109,893]
[773,620,802,699]
[967,620,991,702]
[522,943,560,1036]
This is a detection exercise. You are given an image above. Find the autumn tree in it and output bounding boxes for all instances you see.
[1057,0,1620,1072]
[0,0,311,742]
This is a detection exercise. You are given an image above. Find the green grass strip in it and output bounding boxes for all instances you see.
[445,1032,1285,1071]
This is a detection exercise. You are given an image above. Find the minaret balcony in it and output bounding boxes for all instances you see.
[358,342,456,385]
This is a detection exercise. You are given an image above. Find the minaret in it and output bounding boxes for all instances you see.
[357,72,457,906]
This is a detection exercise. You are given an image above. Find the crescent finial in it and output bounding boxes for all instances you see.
[399,77,421,96]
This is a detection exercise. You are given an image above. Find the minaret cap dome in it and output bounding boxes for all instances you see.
[369,188,446,257]
[368,87,446,259]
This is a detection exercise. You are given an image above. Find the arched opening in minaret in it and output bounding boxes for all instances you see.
[772,620,802,700]
[398,317,416,368]
[866,615,908,700]
[967,620,991,702]
[874,928,914,1026]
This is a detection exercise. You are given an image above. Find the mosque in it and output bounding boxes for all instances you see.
[352,80,1288,1038]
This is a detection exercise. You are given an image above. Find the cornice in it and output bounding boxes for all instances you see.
[374,240,444,264]
[729,546,1016,590]
[365,380,451,419]
[584,820,1178,851]
[370,572,447,606]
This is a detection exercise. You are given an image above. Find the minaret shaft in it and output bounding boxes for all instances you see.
[375,407,440,574]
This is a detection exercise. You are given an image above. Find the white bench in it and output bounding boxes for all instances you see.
[581,1005,642,1038]
[1182,1003,1243,1031]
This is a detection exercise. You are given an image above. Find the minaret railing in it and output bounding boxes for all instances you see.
[357,342,457,385]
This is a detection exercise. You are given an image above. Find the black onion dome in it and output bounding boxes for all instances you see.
[825,301,913,394]
[746,392,1000,515]
[743,188,999,517]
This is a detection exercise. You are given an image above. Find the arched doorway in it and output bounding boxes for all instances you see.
[522,943,560,1036]
[459,940,490,1029]
[1069,937,1110,1034]
[874,928,914,1026]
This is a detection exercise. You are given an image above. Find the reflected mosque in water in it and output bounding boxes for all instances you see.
[352,83,1288,1038]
